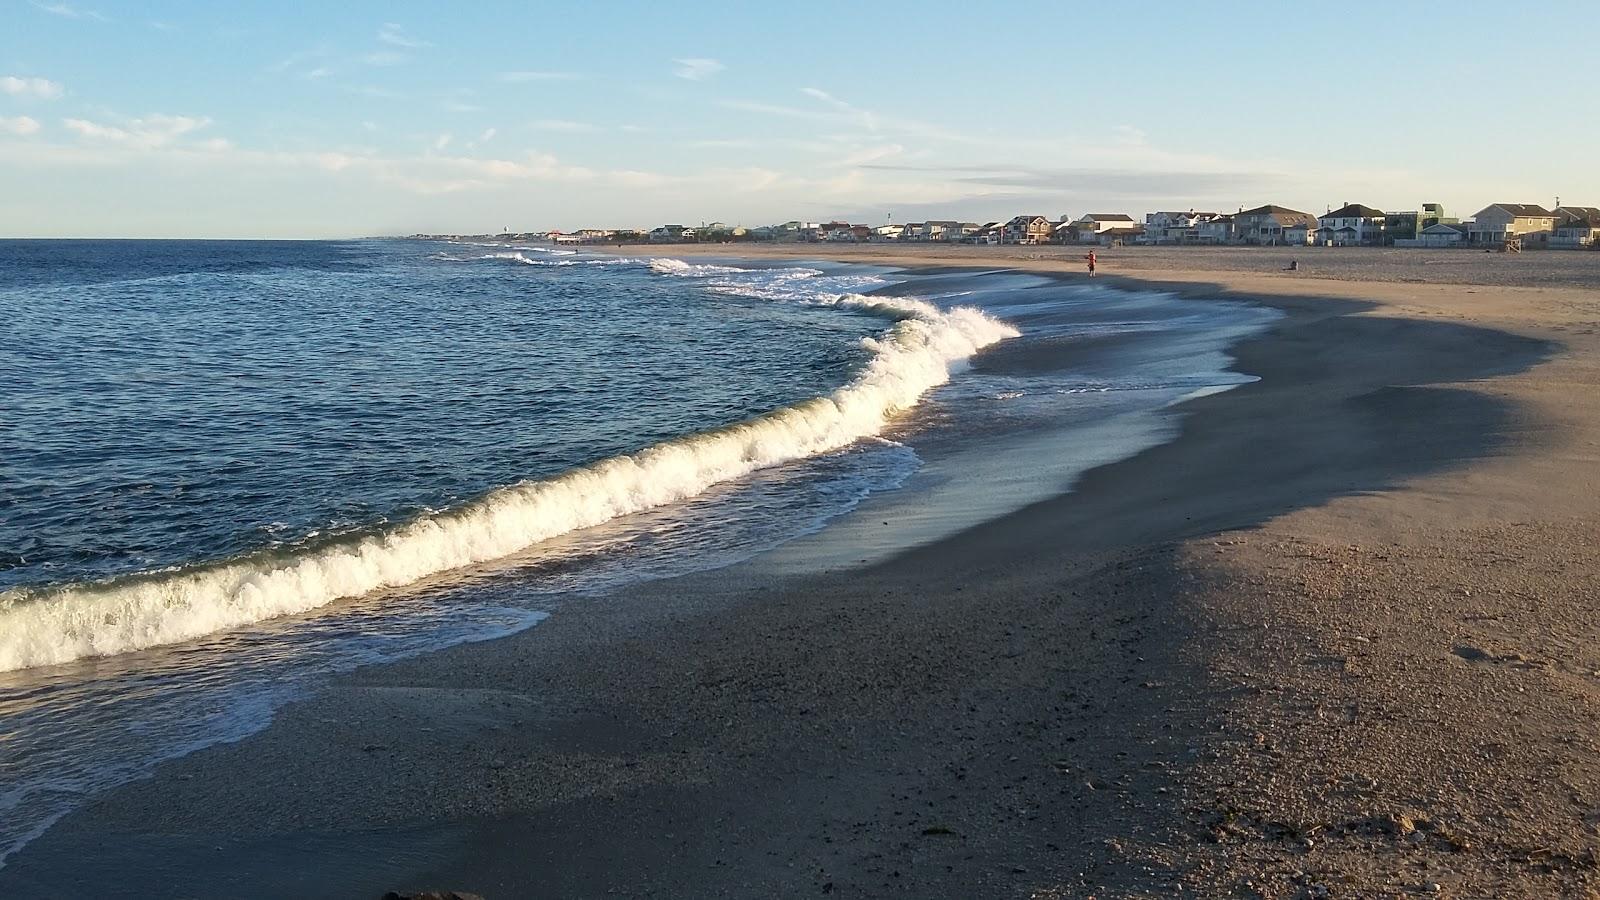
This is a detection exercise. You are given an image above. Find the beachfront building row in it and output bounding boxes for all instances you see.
[535,200,1599,250]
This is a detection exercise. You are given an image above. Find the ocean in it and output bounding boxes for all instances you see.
[0,238,1275,864]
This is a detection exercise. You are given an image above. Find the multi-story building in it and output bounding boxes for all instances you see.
[1233,205,1319,245]
[1467,204,1558,248]
[1318,203,1387,246]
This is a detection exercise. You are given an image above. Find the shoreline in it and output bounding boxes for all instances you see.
[5,249,1600,897]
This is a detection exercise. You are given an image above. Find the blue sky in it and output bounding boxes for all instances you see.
[2,0,1596,237]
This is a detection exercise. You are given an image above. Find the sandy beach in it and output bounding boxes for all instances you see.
[6,245,1600,898]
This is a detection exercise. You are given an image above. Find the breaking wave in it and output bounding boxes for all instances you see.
[0,259,1017,672]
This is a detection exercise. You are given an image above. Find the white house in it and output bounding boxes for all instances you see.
[1194,215,1234,244]
[874,224,905,241]
[1072,213,1136,243]
[1467,204,1557,248]
[1143,211,1223,245]
[1317,203,1387,246]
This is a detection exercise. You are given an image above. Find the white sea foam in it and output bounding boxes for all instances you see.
[0,260,1017,672]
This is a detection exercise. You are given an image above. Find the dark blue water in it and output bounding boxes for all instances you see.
[1,240,878,591]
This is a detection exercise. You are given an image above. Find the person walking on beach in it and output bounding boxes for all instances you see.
[1086,249,1097,277]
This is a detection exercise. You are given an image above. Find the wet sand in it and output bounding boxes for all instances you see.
[6,246,1600,898]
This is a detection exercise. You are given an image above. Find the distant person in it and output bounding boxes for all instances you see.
[1086,249,1097,277]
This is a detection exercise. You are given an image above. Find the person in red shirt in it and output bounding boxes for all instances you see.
[1086,250,1097,277]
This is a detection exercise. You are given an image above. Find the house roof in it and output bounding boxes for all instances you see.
[1482,203,1555,217]
[1421,223,1467,234]
[1239,204,1313,218]
[1559,217,1600,230]
[1556,206,1600,223]
[1007,215,1049,225]
[1322,203,1386,219]
[1082,213,1135,222]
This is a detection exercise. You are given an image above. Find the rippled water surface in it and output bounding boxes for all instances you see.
[0,238,1277,868]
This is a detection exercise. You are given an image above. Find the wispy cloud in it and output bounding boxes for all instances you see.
[500,70,581,83]
[63,113,212,149]
[441,100,483,113]
[1,76,65,100]
[377,23,430,49]
[531,119,598,133]
[801,87,878,131]
[672,58,724,81]
[432,133,452,151]
[30,1,107,21]
[0,116,42,136]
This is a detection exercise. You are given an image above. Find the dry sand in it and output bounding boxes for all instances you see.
[5,245,1600,899]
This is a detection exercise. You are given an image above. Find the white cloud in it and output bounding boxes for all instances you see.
[378,23,430,49]
[1,76,65,100]
[672,58,724,81]
[441,101,483,113]
[0,116,42,136]
[30,1,107,21]
[63,114,211,149]
[801,87,878,131]
[477,127,496,143]
[304,67,332,80]
[500,71,580,83]
[433,133,452,151]
[531,119,598,133]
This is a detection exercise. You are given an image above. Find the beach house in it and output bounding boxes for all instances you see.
[1553,216,1600,249]
[1003,215,1054,244]
[1467,204,1557,248]
[922,221,978,242]
[1070,213,1137,244]
[1194,214,1234,244]
[1317,204,1387,246]
[1233,205,1319,245]
[1403,223,1468,248]
[648,225,691,242]
[1143,211,1223,245]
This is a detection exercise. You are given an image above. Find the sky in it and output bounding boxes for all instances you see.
[2,1,1597,238]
